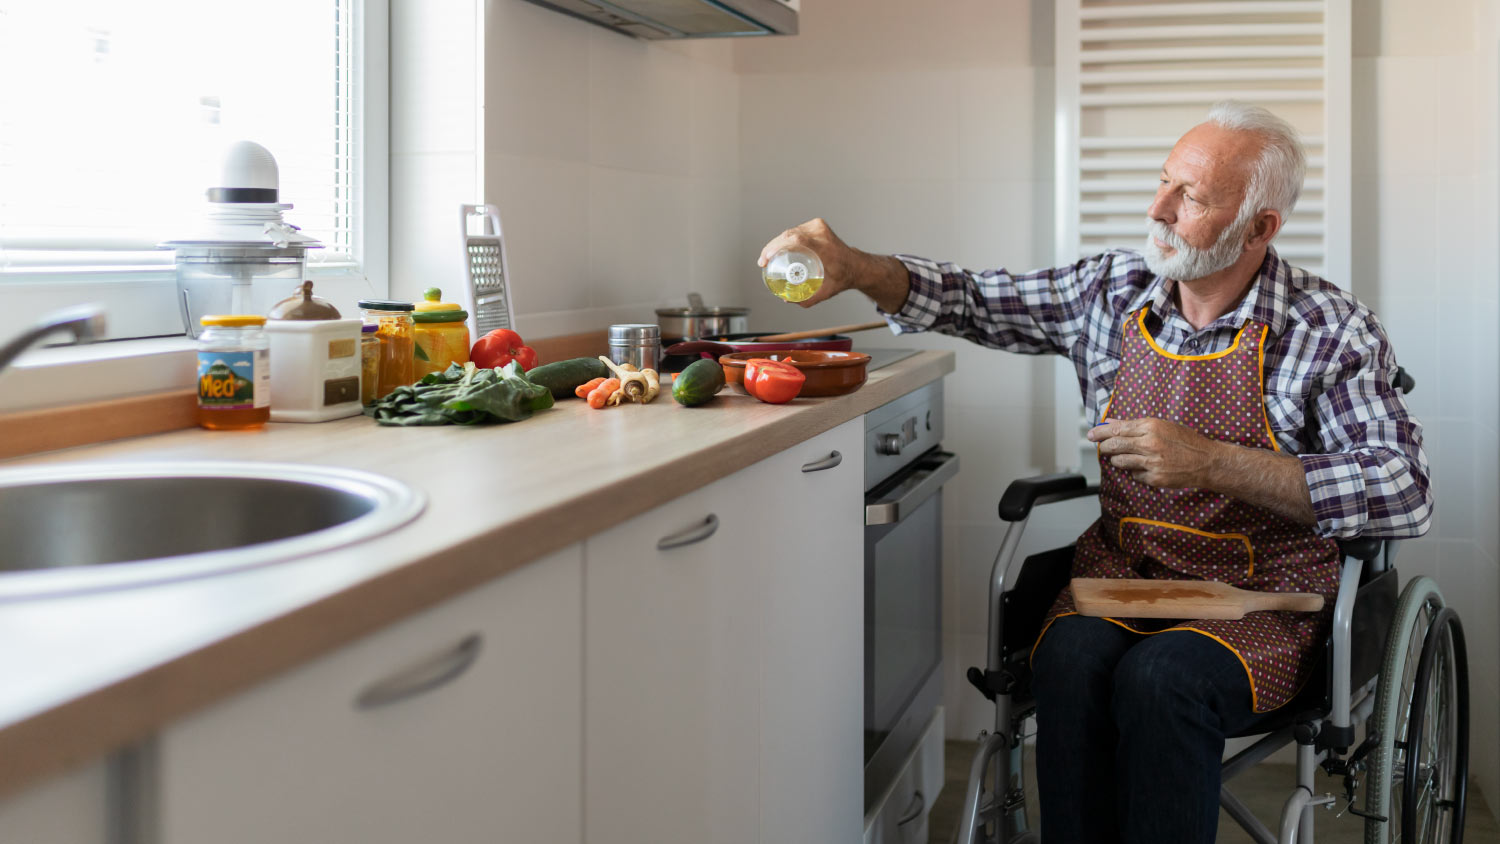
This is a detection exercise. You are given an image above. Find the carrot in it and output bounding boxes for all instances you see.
[575,376,607,398]
[587,378,621,409]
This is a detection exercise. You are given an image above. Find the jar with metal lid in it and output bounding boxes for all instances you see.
[196,315,270,430]
[608,323,661,371]
[357,299,415,400]
[411,287,471,379]
[360,323,381,405]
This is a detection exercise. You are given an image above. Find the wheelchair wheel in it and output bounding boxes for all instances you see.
[1362,577,1468,843]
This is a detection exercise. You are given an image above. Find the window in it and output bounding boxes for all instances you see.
[0,0,388,340]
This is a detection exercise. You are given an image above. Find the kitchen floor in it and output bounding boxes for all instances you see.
[928,739,1500,843]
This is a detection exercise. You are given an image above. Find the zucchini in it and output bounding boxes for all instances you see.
[526,357,611,398]
[672,359,726,407]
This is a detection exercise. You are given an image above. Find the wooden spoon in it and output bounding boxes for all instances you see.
[753,321,888,343]
[1071,577,1325,620]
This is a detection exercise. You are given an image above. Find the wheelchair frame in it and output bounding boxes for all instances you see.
[954,472,1468,844]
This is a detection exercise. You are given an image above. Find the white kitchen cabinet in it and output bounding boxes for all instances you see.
[0,757,110,844]
[583,417,864,844]
[154,544,584,844]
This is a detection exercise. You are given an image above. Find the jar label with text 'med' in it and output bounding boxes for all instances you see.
[197,351,270,409]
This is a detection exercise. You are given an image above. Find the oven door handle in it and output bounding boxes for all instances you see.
[865,451,960,526]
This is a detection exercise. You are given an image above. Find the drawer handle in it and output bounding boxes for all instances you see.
[896,789,926,826]
[657,514,719,550]
[800,450,843,473]
[354,633,483,711]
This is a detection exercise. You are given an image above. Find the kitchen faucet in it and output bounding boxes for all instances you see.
[0,305,107,377]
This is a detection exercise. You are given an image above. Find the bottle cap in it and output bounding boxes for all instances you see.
[356,299,415,312]
[200,315,267,328]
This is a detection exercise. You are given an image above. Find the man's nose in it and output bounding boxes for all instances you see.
[1147,190,1174,224]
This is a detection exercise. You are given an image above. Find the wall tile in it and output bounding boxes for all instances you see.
[588,166,692,308]
[1372,0,1477,57]
[1371,296,1439,420]
[951,179,1053,272]
[1431,419,1476,542]
[1436,53,1480,178]
[738,71,963,184]
[733,0,1037,75]
[956,67,1041,182]
[686,177,745,309]
[1434,296,1478,421]
[1434,177,1477,301]
[483,0,591,162]
[588,27,693,174]
[1359,58,1441,178]
[485,153,592,316]
[689,63,740,178]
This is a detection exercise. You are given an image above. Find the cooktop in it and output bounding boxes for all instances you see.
[862,348,919,372]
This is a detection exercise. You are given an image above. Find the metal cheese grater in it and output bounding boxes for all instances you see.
[459,204,516,342]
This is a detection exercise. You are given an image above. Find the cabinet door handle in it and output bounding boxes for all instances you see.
[800,450,843,473]
[896,789,926,826]
[657,514,719,550]
[354,633,483,711]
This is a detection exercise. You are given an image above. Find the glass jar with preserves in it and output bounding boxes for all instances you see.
[411,287,471,378]
[360,323,381,405]
[357,299,416,400]
[196,315,271,430]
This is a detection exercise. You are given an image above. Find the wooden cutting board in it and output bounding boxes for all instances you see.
[1071,577,1325,620]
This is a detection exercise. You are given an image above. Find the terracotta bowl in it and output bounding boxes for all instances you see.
[718,350,872,398]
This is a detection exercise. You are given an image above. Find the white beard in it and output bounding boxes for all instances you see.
[1143,216,1250,281]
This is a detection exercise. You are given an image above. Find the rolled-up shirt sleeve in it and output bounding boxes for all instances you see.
[884,254,1112,355]
[1298,311,1433,539]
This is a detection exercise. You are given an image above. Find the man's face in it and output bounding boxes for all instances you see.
[1143,124,1262,281]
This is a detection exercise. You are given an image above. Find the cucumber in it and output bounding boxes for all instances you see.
[526,357,611,398]
[672,359,726,407]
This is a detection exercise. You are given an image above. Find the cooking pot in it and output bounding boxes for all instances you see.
[655,296,750,341]
[658,331,855,372]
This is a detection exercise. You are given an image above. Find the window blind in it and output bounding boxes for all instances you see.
[0,0,360,276]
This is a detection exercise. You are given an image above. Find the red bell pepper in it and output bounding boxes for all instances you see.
[471,328,539,371]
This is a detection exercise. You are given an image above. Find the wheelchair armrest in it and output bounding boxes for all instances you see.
[998,472,1096,522]
[1393,366,1415,395]
[1337,537,1383,562]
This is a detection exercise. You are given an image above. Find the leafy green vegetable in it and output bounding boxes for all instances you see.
[364,361,554,426]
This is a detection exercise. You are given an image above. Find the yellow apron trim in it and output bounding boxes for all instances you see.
[1117,516,1255,577]
[1137,308,1247,361]
[1031,612,1273,714]
[1255,323,1281,453]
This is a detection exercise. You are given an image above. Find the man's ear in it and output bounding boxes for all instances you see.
[1246,209,1283,249]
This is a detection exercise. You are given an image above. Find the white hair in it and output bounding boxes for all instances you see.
[1205,100,1307,223]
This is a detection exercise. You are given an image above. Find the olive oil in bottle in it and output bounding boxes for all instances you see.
[762,248,825,303]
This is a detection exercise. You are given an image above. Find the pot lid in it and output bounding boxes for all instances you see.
[656,292,748,319]
[269,281,342,320]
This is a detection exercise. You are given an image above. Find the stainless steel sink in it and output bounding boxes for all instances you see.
[0,462,426,601]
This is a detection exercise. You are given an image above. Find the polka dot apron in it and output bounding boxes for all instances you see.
[1034,308,1340,713]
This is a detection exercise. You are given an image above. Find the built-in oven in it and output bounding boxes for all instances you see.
[863,379,958,816]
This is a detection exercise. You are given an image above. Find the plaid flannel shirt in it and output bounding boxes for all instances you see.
[886,247,1432,540]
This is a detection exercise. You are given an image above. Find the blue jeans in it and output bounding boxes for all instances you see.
[1030,614,1279,843]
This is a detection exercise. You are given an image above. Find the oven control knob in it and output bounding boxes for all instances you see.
[876,433,904,455]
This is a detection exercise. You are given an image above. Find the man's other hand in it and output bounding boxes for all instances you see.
[757,218,910,312]
[1088,417,1226,489]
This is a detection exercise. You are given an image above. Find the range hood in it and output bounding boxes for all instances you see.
[523,0,797,39]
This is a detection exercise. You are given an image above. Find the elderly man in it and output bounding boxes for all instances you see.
[758,101,1431,842]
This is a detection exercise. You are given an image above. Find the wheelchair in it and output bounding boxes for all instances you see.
[955,374,1470,844]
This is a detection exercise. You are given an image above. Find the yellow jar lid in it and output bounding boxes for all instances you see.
[413,286,462,313]
[199,315,267,327]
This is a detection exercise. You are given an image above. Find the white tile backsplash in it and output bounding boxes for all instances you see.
[588,28,694,175]
[588,166,694,308]
[483,0,592,162]
[486,153,593,315]
[956,67,1043,182]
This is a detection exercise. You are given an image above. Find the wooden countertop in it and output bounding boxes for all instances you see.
[0,350,954,798]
